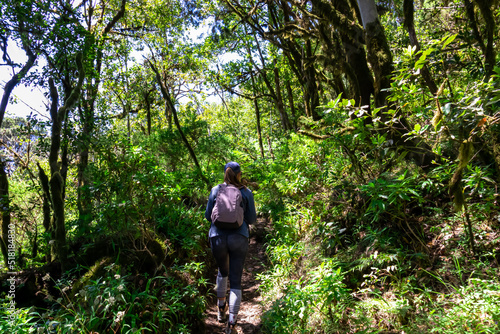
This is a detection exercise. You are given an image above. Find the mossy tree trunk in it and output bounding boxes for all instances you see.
[0,159,10,268]
[37,162,52,263]
[472,0,497,81]
[357,0,394,109]
[403,0,438,95]
[250,71,266,159]
[311,0,374,114]
[303,39,321,120]
[44,54,85,270]
[356,0,435,168]
[77,0,126,233]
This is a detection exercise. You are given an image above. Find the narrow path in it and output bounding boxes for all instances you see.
[204,218,269,334]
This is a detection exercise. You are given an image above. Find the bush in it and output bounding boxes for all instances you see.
[0,262,209,334]
[261,260,351,334]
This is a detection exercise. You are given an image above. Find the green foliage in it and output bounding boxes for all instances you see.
[155,205,207,257]
[424,279,500,333]
[315,218,350,255]
[463,165,497,202]
[0,262,208,333]
[0,306,39,334]
[360,170,423,224]
[261,260,351,334]
[2,1,500,333]
[350,278,500,334]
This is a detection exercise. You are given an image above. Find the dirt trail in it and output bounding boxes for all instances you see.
[204,218,269,334]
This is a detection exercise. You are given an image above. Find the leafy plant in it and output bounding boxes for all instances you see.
[360,170,423,224]
[261,260,351,333]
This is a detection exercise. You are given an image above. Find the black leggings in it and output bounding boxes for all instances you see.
[210,234,249,290]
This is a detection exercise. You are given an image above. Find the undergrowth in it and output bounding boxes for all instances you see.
[255,133,500,333]
[1,261,209,333]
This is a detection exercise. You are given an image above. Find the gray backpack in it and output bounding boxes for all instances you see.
[211,184,244,229]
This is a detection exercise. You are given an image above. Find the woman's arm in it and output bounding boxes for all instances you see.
[205,186,219,222]
[243,189,257,225]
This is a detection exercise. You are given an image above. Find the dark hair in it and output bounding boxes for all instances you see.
[224,167,245,189]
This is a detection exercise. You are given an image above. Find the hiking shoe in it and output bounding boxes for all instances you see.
[217,302,228,323]
[225,321,237,334]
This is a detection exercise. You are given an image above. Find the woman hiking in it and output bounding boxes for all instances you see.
[205,162,257,333]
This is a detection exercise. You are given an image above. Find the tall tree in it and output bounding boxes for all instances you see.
[149,60,210,188]
[222,0,322,120]
[0,2,42,266]
[470,0,497,81]
[0,158,9,268]
[41,54,85,268]
[1,0,81,266]
[356,0,394,108]
[125,0,214,187]
[243,27,291,132]
[403,0,438,95]
[77,0,127,231]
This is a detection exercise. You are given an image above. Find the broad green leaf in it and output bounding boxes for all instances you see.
[441,34,457,49]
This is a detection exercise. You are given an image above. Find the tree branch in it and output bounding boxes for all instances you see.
[0,45,37,128]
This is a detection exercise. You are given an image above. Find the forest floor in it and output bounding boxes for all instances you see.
[204,218,269,334]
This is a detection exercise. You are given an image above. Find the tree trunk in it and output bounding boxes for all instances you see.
[286,81,298,131]
[251,71,265,159]
[144,90,152,136]
[48,83,66,265]
[149,61,211,190]
[311,0,374,111]
[472,0,496,81]
[76,107,92,233]
[126,106,131,141]
[46,54,85,270]
[165,101,173,129]
[357,0,435,169]
[37,163,52,236]
[357,0,394,108]
[275,1,320,120]
[273,61,291,131]
[304,40,321,120]
[403,0,438,95]
[61,122,70,200]
[464,0,486,55]
[77,0,126,231]
[0,159,10,268]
